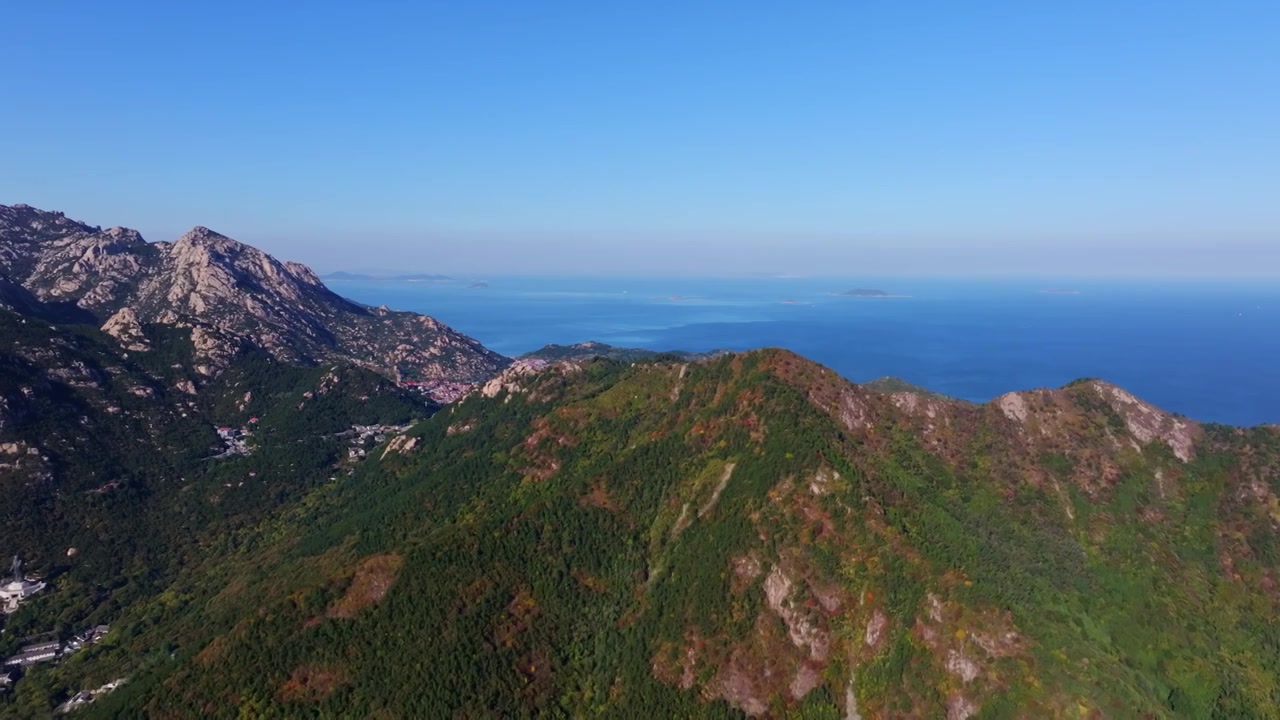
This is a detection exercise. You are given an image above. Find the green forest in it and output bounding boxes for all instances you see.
[3,341,1274,718]
[0,311,434,716]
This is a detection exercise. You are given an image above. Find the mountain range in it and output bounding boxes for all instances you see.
[0,204,1277,718]
[0,204,508,383]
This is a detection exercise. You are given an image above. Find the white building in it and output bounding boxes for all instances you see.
[4,640,60,667]
[0,556,46,614]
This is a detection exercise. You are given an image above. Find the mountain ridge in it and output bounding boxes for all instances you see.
[71,348,1278,718]
[0,203,509,385]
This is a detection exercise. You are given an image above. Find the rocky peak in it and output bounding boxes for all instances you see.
[167,227,250,266]
[100,307,150,352]
[748,350,1207,493]
[1084,380,1199,461]
[283,260,324,287]
[21,226,150,309]
[169,226,245,255]
[176,225,222,242]
[0,203,94,239]
[161,226,328,297]
[136,225,350,329]
[99,226,142,242]
[1,203,510,385]
[0,203,98,278]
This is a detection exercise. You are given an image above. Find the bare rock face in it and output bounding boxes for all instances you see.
[101,307,149,352]
[189,325,240,375]
[380,434,419,459]
[995,392,1029,424]
[24,226,149,309]
[479,360,551,399]
[1,204,510,384]
[763,564,830,663]
[0,204,97,277]
[833,386,872,432]
[1089,381,1198,462]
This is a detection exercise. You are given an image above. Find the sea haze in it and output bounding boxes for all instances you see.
[328,275,1280,426]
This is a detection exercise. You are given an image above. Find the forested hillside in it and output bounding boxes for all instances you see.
[32,350,1276,719]
[0,306,437,716]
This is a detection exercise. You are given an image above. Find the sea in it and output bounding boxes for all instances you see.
[327,275,1280,427]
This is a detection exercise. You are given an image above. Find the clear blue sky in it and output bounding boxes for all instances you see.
[3,1,1278,275]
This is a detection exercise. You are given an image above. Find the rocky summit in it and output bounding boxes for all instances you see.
[0,203,508,383]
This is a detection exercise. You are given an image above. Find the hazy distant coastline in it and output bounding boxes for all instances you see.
[322,271,453,283]
[829,288,912,298]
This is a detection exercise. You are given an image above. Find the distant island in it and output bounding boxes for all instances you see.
[1040,288,1081,295]
[467,281,490,289]
[522,341,730,363]
[830,288,911,298]
[321,272,453,283]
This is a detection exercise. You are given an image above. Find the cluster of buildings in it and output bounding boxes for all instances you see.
[3,625,110,669]
[214,417,258,457]
[55,677,126,714]
[401,379,475,404]
[3,639,59,667]
[0,555,113,699]
[342,423,411,460]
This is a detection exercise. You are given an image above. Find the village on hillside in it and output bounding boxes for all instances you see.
[213,416,259,458]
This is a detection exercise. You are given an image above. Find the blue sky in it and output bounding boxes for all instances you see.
[3,1,1278,275]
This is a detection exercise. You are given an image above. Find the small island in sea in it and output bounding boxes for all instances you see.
[1041,288,1082,295]
[522,341,731,363]
[830,288,911,298]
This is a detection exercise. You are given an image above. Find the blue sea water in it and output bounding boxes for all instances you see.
[329,276,1280,426]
